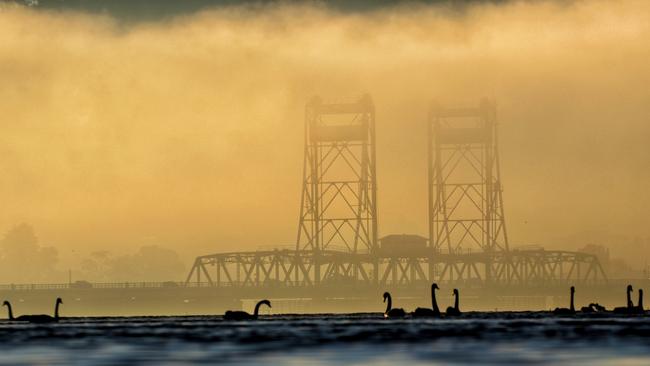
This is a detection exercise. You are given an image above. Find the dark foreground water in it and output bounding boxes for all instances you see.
[1,312,650,365]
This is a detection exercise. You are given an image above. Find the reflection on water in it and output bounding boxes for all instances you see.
[1,313,650,365]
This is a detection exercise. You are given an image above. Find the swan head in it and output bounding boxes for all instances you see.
[2,300,8,307]
[640,289,644,295]
[570,286,575,293]
[453,289,459,295]
[56,298,63,305]
[259,299,271,308]
[627,285,633,292]
[383,292,390,302]
[432,283,439,290]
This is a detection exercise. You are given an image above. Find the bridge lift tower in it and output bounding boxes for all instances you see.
[296,95,378,284]
[428,100,508,282]
[296,95,377,253]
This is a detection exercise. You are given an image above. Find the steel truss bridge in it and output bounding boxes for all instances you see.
[186,96,607,297]
[186,249,606,289]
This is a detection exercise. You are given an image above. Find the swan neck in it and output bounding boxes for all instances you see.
[55,301,60,319]
[639,292,644,309]
[253,301,263,317]
[570,290,575,311]
[431,288,439,312]
[5,302,13,320]
[454,292,459,311]
[385,294,392,313]
[627,288,633,308]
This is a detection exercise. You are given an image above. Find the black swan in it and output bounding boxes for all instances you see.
[580,295,597,314]
[383,292,406,318]
[3,298,62,323]
[553,286,575,315]
[613,285,634,314]
[580,303,595,313]
[224,299,271,320]
[634,289,645,314]
[445,289,461,316]
[591,303,607,312]
[413,283,441,317]
[582,303,607,313]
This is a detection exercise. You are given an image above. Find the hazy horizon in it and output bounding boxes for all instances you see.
[1,0,649,282]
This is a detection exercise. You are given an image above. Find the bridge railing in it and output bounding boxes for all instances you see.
[0,281,193,291]
[184,249,609,288]
[0,278,640,294]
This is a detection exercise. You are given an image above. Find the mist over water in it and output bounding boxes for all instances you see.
[0,0,649,281]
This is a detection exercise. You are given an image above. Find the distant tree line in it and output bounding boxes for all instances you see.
[0,224,186,284]
[79,246,185,283]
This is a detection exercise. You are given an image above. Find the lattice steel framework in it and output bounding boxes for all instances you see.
[296,95,378,254]
[185,250,607,288]
[186,98,608,292]
[428,100,509,255]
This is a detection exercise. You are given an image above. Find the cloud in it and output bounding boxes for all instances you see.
[0,1,648,271]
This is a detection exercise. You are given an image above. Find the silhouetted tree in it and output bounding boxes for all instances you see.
[79,245,185,282]
[79,251,114,282]
[0,223,60,283]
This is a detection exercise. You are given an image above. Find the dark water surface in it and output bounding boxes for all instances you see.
[1,312,650,365]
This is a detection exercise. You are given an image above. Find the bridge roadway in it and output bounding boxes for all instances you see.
[0,279,647,317]
[184,249,608,292]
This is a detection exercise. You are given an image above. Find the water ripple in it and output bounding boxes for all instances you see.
[0,312,649,365]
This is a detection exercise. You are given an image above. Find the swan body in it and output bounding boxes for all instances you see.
[591,303,607,312]
[582,303,607,313]
[612,307,630,314]
[613,285,634,314]
[580,305,595,313]
[385,308,406,318]
[383,292,405,318]
[224,299,271,320]
[413,308,437,317]
[3,298,62,323]
[413,283,441,318]
[445,289,461,316]
[553,286,575,315]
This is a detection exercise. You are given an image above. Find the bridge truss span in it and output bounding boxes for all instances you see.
[185,249,607,289]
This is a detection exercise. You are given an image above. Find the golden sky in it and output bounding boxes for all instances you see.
[1,0,649,271]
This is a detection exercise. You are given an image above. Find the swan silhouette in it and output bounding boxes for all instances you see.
[613,285,634,314]
[224,299,271,320]
[580,304,595,313]
[591,303,607,312]
[445,289,461,316]
[579,292,596,313]
[3,298,62,323]
[634,289,645,314]
[413,283,441,317]
[582,303,607,313]
[553,286,575,315]
[383,292,405,318]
